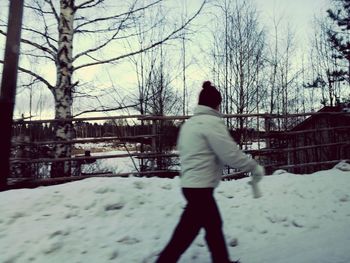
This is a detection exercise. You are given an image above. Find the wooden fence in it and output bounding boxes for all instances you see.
[7,111,350,188]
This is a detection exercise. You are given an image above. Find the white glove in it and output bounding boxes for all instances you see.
[248,165,265,198]
[251,165,265,183]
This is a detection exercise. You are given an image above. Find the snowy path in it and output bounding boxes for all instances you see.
[0,165,350,263]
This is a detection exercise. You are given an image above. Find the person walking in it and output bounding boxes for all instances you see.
[155,81,265,263]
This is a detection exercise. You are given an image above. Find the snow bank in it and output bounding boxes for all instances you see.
[0,166,350,263]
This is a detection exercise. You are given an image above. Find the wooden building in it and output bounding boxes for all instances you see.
[281,104,350,173]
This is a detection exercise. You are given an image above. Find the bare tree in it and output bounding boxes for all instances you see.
[127,3,187,171]
[0,0,206,177]
[308,15,346,107]
[266,13,281,115]
[327,0,350,84]
[211,0,265,143]
[278,25,297,129]
[262,10,302,130]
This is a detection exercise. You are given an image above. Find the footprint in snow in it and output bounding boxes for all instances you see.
[133,181,145,190]
[104,202,125,211]
[117,236,140,245]
[339,195,349,202]
[94,187,115,194]
[7,211,26,225]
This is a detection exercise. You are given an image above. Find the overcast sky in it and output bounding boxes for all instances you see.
[255,0,330,43]
[0,0,333,119]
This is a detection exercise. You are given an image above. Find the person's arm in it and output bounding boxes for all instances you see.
[205,120,257,172]
[205,120,265,198]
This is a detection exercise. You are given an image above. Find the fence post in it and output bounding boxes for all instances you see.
[264,113,271,149]
[151,119,157,171]
[0,0,24,190]
[264,113,272,174]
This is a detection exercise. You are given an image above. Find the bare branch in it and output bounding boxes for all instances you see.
[21,26,58,53]
[73,6,133,61]
[74,0,206,71]
[0,29,56,58]
[35,2,58,45]
[24,4,54,15]
[74,0,162,32]
[21,1,58,53]
[22,26,57,45]
[74,20,135,34]
[21,51,56,62]
[44,0,59,22]
[0,60,55,91]
[21,38,56,58]
[73,103,140,117]
[74,0,105,10]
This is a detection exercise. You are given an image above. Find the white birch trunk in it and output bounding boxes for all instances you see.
[51,0,74,177]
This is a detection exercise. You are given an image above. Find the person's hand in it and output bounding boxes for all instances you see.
[251,164,265,183]
[248,165,265,198]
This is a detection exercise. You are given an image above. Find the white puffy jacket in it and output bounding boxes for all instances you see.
[177,105,258,188]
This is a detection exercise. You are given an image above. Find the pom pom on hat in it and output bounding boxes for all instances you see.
[198,81,222,109]
[202,80,212,89]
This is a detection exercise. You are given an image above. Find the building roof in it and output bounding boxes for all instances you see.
[291,104,350,131]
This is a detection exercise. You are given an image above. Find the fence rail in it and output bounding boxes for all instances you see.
[7,110,350,189]
[10,141,350,163]
[11,135,157,146]
[12,110,350,124]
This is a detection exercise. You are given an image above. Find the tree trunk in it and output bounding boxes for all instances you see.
[51,0,74,177]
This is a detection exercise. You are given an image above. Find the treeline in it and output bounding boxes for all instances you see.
[12,121,180,145]
[12,120,262,148]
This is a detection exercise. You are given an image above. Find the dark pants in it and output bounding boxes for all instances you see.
[156,188,230,263]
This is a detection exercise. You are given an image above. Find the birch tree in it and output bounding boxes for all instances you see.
[0,0,206,177]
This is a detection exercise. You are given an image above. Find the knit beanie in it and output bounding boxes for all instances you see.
[198,81,222,109]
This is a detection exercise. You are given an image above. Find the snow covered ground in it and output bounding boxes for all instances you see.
[1,163,350,263]
[80,150,139,174]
